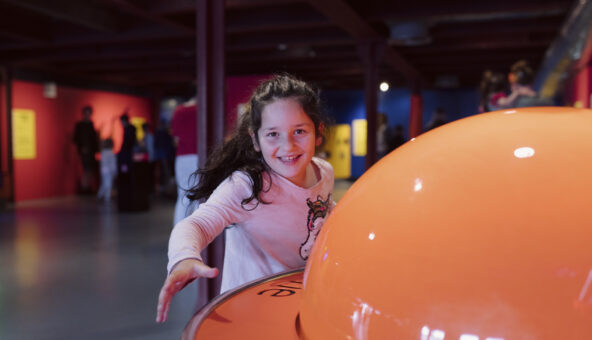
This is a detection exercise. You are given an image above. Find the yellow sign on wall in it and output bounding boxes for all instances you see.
[12,109,37,160]
[131,116,147,141]
[352,119,367,156]
[325,124,351,179]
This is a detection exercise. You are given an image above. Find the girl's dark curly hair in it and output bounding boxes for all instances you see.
[186,74,330,209]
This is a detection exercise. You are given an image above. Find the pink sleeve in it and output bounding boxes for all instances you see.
[166,172,253,273]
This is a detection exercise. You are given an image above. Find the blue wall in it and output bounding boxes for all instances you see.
[322,90,366,176]
[322,87,480,179]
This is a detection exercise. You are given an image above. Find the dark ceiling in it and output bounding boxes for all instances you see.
[0,0,576,94]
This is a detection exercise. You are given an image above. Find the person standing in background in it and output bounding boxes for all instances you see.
[118,113,137,174]
[479,70,508,113]
[170,98,199,225]
[497,60,543,109]
[154,121,175,196]
[387,124,406,152]
[73,105,99,194]
[140,123,155,163]
[97,115,118,203]
[139,123,156,194]
[424,107,448,132]
[97,138,117,203]
[377,113,389,159]
[117,113,138,211]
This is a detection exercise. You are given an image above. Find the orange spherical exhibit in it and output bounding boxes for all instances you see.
[300,107,592,339]
[184,107,592,340]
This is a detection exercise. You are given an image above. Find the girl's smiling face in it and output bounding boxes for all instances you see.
[252,98,321,187]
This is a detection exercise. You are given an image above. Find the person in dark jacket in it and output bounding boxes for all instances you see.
[73,105,98,194]
[118,113,137,174]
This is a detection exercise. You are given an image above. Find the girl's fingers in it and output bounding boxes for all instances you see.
[156,274,185,322]
[159,299,170,323]
[155,261,218,323]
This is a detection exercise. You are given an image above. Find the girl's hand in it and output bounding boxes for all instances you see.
[155,259,218,323]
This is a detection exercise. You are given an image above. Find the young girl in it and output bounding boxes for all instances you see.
[156,74,335,323]
[96,115,118,202]
[96,138,116,202]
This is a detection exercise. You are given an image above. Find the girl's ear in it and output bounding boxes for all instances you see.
[249,130,261,152]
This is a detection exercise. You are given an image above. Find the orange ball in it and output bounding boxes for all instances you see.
[300,107,592,339]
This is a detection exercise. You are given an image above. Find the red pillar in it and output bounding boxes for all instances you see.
[409,85,423,138]
[573,65,591,108]
[196,0,225,301]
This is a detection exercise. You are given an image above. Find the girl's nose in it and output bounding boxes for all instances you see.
[280,134,296,150]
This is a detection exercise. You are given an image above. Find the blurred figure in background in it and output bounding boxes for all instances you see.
[97,115,118,203]
[387,124,406,152]
[154,121,175,196]
[377,113,390,159]
[170,98,199,225]
[97,138,116,203]
[117,113,138,211]
[479,70,508,112]
[140,123,155,163]
[424,107,448,132]
[497,60,540,108]
[73,105,99,194]
[139,123,156,194]
[118,113,137,174]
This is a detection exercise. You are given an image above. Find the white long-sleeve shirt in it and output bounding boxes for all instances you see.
[167,157,335,292]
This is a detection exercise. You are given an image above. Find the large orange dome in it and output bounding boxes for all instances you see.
[300,107,592,339]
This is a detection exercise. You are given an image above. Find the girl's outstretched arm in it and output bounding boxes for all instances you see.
[156,258,218,323]
[156,172,252,323]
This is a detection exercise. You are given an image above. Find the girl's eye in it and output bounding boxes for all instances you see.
[294,129,306,135]
[266,132,278,137]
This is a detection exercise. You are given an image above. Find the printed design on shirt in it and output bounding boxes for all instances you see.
[299,193,332,260]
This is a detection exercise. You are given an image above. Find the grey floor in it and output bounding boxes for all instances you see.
[0,180,352,340]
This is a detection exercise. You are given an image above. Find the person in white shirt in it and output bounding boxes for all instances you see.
[156,74,335,323]
[96,138,116,202]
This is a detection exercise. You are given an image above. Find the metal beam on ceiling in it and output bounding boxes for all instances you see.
[306,0,422,84]
[0,0,123,32]
[103,0,194,34]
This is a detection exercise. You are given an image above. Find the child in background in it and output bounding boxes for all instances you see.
[96,115,118,202]
[96,138,117,202]
[497,60,538,108]
[479,71,508,112]
[156,74,335,323]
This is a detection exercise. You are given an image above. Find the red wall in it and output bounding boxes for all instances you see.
[225,75,269,134]
[11,81,151,202]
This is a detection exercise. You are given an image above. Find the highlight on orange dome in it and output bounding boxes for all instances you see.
[185,107,592,340]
